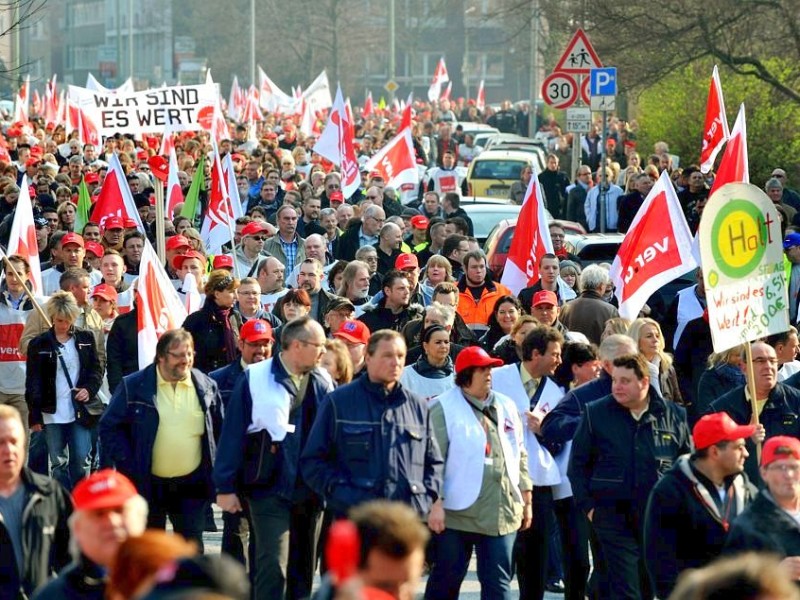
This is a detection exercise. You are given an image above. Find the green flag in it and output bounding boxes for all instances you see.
[75,176,92,234]
[180,153,205,222]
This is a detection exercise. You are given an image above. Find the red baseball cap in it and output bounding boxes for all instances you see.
[241,221,270,237]
[329,190,344,203]
[692,413,757,450]
[334,320,370,345]
[762,436,800,467]
[84,172,99,185]
[410,215,429,230]
[90,283,118,302]
[172,250,206,271]
[165,235,192,252]
[454,346,503,374]
[239,319,274,343]
[72,469,138,511]
[532,290,558,308]
[60,232,84,248]
[213,254,234,270]
[123,218,138,229]
[395,253,418,271]
[104,216,124,231]
[84,241,105,258]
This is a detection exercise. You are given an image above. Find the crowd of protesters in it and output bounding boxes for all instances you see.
[1,91,800,600]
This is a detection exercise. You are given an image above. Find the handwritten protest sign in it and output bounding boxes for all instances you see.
[68,84,218,136]
[700,182,789,352]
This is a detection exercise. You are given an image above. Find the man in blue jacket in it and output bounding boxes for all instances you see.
[301,329,443,519]
[99,328,222,552]
[213,316,333,600]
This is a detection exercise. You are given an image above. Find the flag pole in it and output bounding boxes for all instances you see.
[744,341,761,463]
[154,174,166,265]
[1,254,51,328]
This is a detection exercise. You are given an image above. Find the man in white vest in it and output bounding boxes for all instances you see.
[492,324,565,600]
[213,316,333,600]
[426,346,531,599]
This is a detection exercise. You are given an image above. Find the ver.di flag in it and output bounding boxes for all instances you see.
[709,103,748,196]
[7,175,43,294]
[90,153,145,232]
[313,85,360,199]
[609,170,697,320]
[364,128,419,203]
[699,66,729,174]
[500,164,553,295]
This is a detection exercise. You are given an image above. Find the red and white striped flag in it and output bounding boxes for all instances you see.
[90,153,146,231]
[476,80,486,111]
[609,170,697,320]
[7,175,42,294]
[165,147,184,219]
[500,164,553,295]
[427,57,449,102]
[137,241,187,368]
[700,66,729,174]
[709,104,748,196]
[200,142,242,257]
[313,85,360,198]
[363,91,374,117]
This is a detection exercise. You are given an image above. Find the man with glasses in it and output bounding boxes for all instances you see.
[716,342,800,484]
[336,205,386,261]
[100,328,223,551]
[214,317,332,600]
[771,168,800,212]
[724,435,800,577]
[232,221,270,279]
[565,165,592,230]
[320,172,343,209]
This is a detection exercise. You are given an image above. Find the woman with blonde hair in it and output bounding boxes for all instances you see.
[56,200,77,232]
[421,254,453,304]
[320,339,354,386]
[182,227,208,256]
[627,317,683,404]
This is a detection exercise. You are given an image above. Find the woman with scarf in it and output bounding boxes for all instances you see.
[400,325,455,402]
[181,270,243,374]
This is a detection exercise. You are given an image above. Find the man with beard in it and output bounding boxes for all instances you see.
[291,258,339,324]
[296,196,325,238]
[456,250,512,333]
[286,234,332,289]
[338,260,373,316]
[359,270,423,333]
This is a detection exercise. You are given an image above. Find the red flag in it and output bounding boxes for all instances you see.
[399,93,413,131]
[476,80,486,111]
[609,170,697,320]
[66,100,100,147]
[500,165,553,295]
[364,128,419,203]
[427,57,449,102]
[90,153,146,231]
[137,241,187,368]
[700,66,729,174]
[200,143,242,256]
[441,81,452,101]
[7,175,42,294]
[363,92,374,117]
[31,90,41,116]
[313,85,360,198]
[709,103,748,196]
[165,147,184,218]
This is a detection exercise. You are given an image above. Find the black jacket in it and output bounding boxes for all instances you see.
[32,555,105,600]
[569,390,692,515]
[0,469,72,599]
[99,364,222,502]
[374,245,402,277]
[334,222,363,262]
[209,359,245,411]
[25,329,104,427]
[444,207,474,237]
[301,376,444,518]
[724,490,800,559]
[181,301,244,374]
[358,298,424,334]
[644,455,757,598]
[106,308,139,396]
[709,382,800,483]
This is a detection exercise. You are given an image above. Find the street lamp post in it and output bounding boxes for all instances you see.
[250,0,255,86]
[462,6,476,101]
[529,0,539,138]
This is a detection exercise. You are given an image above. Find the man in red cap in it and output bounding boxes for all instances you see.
[725,435,800,580]
[101,216,125,252]
[408,214,429,251]
[0,405,72,599]
[230,221,270,279]
[165,234,192,281]
[396,253,425,306]
[214,317,333,599]
[172,250,207,299]
[334,319,370,375]
[34,469,148,600]
[530,289,590,344]
[209,319,274,565]
[644,413,757,598]
[40,232,102,295]
[425,346,531,598]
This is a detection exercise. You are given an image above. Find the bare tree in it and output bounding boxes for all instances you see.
[0,0,48,84]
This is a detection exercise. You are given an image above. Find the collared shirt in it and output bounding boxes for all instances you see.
[358,226,378,249]
[279,353,304,391]
[153,368,204,478]
[279,236,300,273]
[520,364,541,406]
[430,390,531,536]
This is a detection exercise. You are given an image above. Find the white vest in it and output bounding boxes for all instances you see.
[399,366,454,403]
[491,364,564,486]
[261,289,289,315]
[435,387,523,511]
[246,357,295,441]
[0,303,30,394]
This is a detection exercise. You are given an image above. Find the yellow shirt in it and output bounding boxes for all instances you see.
[520,364,541,402]
[744,387,770,417]
[152,368,205,478]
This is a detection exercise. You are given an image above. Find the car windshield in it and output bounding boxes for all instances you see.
[472,160,527,180]
[470,209,520,241]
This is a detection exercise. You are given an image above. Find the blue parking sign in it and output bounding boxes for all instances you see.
[590,68,617,96]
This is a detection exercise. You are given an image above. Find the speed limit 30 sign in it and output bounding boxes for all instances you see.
[541,72,578,109]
